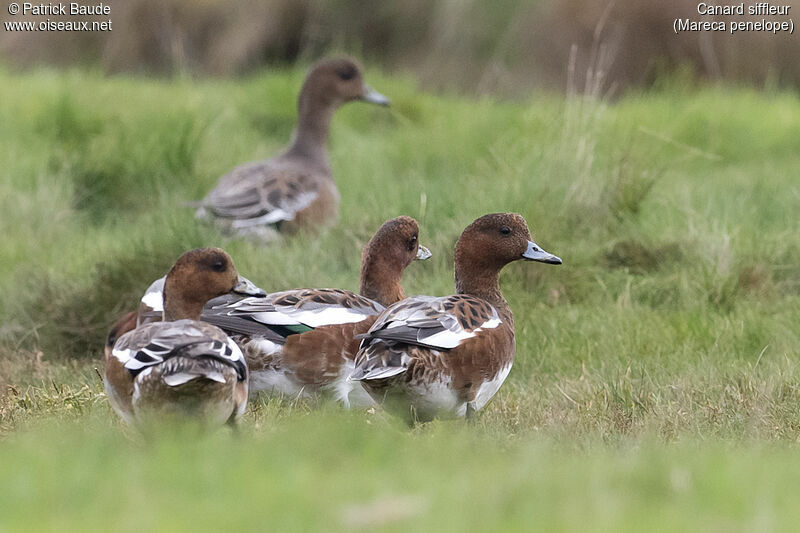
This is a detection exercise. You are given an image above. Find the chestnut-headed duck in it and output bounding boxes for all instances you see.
[195,57,390,241]
[201,216,430,406]
[350,213,561,423]
[102,269,264,349]
[104,248,264,427]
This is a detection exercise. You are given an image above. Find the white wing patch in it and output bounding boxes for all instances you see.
[416,329,474,350]
[140,277,165,312]
[375,302,501,350]
[218,296,375,328]
[231,210,292,228]
[226,337,244,362]
[111,346,133,365]
[163,372,226,386]
[279,306,374,327]
[422,310,501,350]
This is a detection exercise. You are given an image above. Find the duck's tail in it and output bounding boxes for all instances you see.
[160,355,238,388]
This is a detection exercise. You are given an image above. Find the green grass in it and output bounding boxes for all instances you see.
[0,65,799,530]
[4,414,800,532]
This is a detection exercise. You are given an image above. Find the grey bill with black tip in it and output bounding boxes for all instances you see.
[522,241,562,264]
[234,276,267,297]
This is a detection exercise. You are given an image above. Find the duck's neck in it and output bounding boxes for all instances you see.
[162,281,204,322]
[285,87,335,170]
[455,263,513,322]
[359,258,406,307]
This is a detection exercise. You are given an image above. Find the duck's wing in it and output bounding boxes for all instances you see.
[350,295,501,381]
[104,320,247,423]
[358,295,500,349]
[268,288,385,326]
[110,319,247,382]
[137,276,165,326]
[202,288,384,340]
[199,160,321,228]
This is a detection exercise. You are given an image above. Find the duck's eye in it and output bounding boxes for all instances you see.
[408,234,417,250]
[500,226,511,236]
[337,66,356,81]
[211,260,226,272]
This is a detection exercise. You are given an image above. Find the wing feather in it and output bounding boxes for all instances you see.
[351,295,501,382]
[112,320,247,382]
[202,289,382,341]
[361,295,500,351]
[200,160,321,225]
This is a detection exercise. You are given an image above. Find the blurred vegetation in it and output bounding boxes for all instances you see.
[2,0,800,94]
[5,414,800,531]
[0,62,798,529]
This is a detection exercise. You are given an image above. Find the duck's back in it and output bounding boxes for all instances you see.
[202,287,384,404]
[106,319,248,425]
[197,153,337,238]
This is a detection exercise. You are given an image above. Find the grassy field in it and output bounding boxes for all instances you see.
[0,64,799,531]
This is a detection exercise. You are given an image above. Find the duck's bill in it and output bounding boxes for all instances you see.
[416,245,432,260]
[234,275,267,297]
[361,85,390,106]
[522,241,562,265]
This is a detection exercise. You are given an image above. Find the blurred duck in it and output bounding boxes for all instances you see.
[201,216,430,407]
[104,248,264,427]
[195,57,390,241]
[350,213,562,423]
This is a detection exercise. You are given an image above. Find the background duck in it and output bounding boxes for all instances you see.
[195,57,389,241]
[104,248,263,427]
[351,213,561,423]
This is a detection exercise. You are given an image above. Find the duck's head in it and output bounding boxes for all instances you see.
[304,57,390,107]
[360,216,431,306]
[162,248,263,321]
[455,213,562,275]
[366,216,431,269]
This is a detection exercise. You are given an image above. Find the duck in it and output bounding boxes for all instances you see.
[102,270,264,350]
[201,216,431,407]
[350,213,562,423]
[195,57,390,241]
[104,248,265,427]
